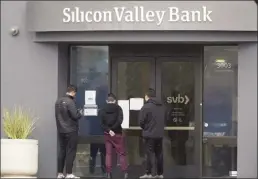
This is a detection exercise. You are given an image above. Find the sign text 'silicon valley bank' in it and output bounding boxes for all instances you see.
[63,6,212,25]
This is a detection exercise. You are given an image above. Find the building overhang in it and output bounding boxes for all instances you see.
[26,1,257,32]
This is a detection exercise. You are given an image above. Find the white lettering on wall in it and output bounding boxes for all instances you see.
[169,6,212,22]
[62,7,112,23]
[114,6,165,25]
[63,8,71,23]
[62,6,212,24]
[114,7,126,22]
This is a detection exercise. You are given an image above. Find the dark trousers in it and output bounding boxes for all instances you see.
[104,133,128,173]
[58,131,78,174]
[144,137,163,175]
[90,143,106,173]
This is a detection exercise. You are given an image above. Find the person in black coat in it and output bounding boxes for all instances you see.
[55,85,82,179]
[139,88,165,179]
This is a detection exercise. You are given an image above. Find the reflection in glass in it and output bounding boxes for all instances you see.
[203,144,237,177]
[74,143,106,177]
[161,62,194,128]
[161,61,196,169]
[163,131,195,166]
[89,143,106,174]
[116,61,151,177]
[203,46,238,137]
[117,61,151,126]
[203,46,238,177]
[70,46,109,177]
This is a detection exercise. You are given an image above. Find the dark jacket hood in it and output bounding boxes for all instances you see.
[147,97,162,106]
[104,103,119,113]
[101,102,123,134]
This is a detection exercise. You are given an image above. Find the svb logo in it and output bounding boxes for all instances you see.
[166,94,190,104]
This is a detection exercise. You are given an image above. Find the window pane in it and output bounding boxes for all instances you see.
[203,46,238,136]
[117,61,151,100]
[117,61,152,126]
[70,46,109,177]
[161,62,195,128]
[116,61,152,177]
[203,145,237,177]
[161,61,196,168]
[203,46,238,177]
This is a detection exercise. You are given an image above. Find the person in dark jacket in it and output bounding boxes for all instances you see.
[100,93,128,179]
[139,88,165,179]
[55,85,82,179]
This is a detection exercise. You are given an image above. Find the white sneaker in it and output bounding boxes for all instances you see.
[139,174,153,178]
[157,175,164,178]
[57,173,65,178]
[65,174,80,178]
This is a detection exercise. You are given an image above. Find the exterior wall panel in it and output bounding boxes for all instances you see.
[237,43,258,177]
[33,31,258,43]
[1,1,58,178]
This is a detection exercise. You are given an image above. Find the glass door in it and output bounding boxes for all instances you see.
[202,46,238,177]
[155,57,202,178]
[111,57,155,178]
[70,46,109,177]
[111,56,202,178]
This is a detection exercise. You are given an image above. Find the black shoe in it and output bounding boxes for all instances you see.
[124,173,128,179]
[106,173,112,179]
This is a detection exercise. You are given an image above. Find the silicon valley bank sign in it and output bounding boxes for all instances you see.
[63,6,212,25]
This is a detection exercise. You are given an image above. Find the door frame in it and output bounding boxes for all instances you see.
[110,55,203,178]
[155,57,203,177]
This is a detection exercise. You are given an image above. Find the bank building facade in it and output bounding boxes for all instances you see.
[1,1,257,178]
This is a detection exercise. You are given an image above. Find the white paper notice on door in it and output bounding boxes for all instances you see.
[85,90,96,105]
[84,108,98,116]
[84,104,98,116]
[118,100,130,129]
[129,98,144,110]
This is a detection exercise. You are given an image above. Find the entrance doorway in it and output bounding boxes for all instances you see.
[69,45,239,178]
[111,53,202,178]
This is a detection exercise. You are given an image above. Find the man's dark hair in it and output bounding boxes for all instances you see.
[145,88,156,98]
[107,93,116,102]
[67,85,77,93]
